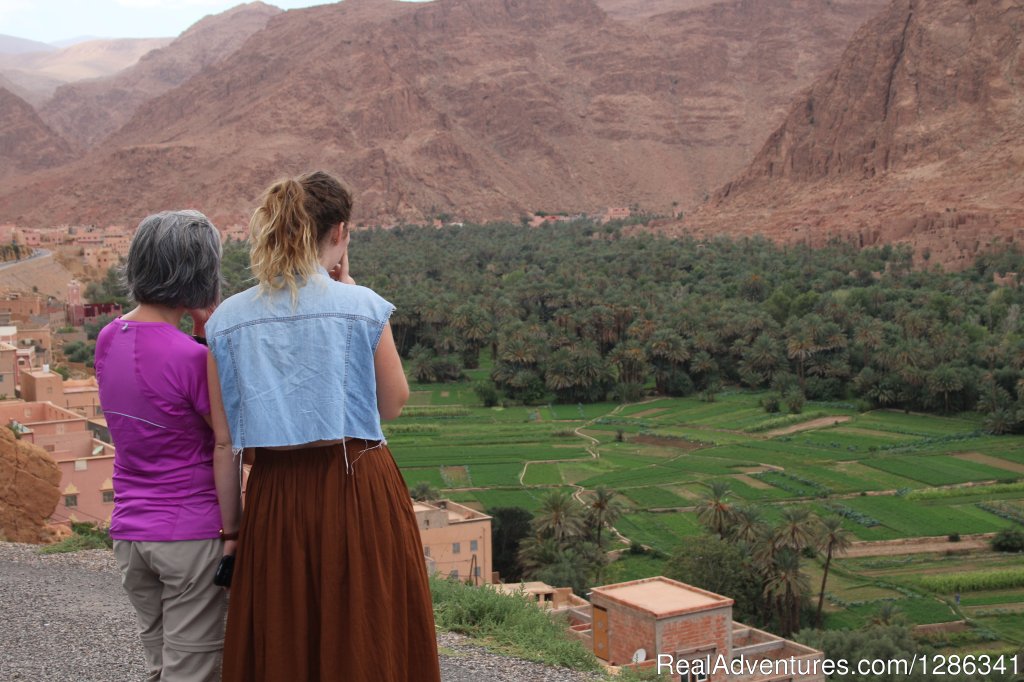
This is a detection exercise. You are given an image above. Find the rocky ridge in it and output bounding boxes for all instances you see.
[0,87,73,178]
[0,0,885,229]
[676,0,1024,266]
[39,2,282,149]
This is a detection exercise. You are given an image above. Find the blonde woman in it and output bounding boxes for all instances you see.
[206,172,439,681]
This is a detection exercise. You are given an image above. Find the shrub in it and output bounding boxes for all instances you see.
[786,392,805,414]
[947,533,961,543]
[39,522,111,554]
[430,576,600,671]
[761,394,781,413]
[991,528,1024,553]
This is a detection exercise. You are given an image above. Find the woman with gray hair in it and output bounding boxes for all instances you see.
[94,210,240,682]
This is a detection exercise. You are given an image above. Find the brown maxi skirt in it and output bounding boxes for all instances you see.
[221,440,441,682]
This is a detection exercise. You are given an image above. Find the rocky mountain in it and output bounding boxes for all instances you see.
[40,2,282,149]
[0,38,170,104]
[0,0,885,229]
[679,0,1024,266]
[0,88,72,178]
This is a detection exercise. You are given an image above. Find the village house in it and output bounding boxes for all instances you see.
[20,367,102,418]
[414,499,492,585]
[0,342,16,397]
[601,207,632,224]
[0,291,43,321]
[561,577,826,681]
[0,401,115,526]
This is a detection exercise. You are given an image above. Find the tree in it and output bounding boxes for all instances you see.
[814,516,852,627]
[490,507,533,582]
[409,482,440,502]
[584,487,626,549]
[695,481,737,539]
[666,535,763,624]
[772,506,817,553]
[763,547,809,636]
[532,490,585,542]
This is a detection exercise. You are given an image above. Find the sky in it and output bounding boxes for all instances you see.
[0,0,429,45]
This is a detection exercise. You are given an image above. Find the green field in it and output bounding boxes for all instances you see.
[395,383,1024,648]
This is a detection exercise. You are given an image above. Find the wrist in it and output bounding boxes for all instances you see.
[219,528,239,541]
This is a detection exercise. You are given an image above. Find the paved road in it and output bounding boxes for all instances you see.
[0,543,600,682]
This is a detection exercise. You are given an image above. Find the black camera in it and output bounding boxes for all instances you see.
[214,555,235,587]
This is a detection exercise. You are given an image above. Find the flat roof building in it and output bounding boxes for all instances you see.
[414,499,492,585]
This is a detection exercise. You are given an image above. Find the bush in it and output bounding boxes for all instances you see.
[786,392,805,414]
[39,522,112,554]
[947,533,961,543]
[761,394,781,413]
[991,528,1024,553]
[429,576,600,671]
[473,381,501,408]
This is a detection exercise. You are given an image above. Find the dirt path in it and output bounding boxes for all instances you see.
[763,415,852,437]
[843,533,994,558]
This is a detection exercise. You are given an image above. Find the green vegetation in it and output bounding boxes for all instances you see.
[429,575,600,672]
[38,522,112,554]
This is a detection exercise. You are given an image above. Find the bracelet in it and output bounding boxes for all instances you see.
[219,529,239,541]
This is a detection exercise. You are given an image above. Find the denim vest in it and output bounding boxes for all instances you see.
[205,268,395,448]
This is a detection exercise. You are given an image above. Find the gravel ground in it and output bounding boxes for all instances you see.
[0,542,603,682]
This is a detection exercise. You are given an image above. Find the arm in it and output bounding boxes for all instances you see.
[205,352,241,556]
[374,322,409,421]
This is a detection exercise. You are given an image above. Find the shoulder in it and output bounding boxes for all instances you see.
[324,282,394,321]
[207,286,260,335]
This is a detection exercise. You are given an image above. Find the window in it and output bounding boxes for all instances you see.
[64,494,77,508]
[102,491,114,503]
[452,542,461,554]
[423,546,431,557]
[74,459,87,471]
[474,567,481,577]
[470,540,478,552]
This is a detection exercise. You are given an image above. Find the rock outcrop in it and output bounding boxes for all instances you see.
[0,426,61,544]
[679,0,1024,267]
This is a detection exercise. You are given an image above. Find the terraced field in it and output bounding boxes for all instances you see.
[390,378,1024,649]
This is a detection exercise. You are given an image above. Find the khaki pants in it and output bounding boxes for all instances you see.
[114,539,227,682]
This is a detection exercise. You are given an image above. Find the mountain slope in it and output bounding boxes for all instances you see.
[0,88,72,177]
[1,0,885,228]
[679,0,1024,266]
[39,2,281,148]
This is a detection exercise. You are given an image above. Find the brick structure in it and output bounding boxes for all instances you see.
[588,577,824,681]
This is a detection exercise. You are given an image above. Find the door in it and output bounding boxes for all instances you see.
[593,606,609,661]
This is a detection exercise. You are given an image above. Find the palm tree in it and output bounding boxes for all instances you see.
[763,547,810,636]
[729,504,769,547]
[814,516,852,628]
[695,481,737,539]
[773,506,818,553]
[586,487,626,549]
[533,490,585,542]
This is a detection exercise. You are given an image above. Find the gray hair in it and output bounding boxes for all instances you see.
[125,210,222,309]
